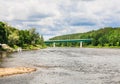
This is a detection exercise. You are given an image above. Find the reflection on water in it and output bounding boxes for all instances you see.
[0,51,8,58]
[0,51,12,68]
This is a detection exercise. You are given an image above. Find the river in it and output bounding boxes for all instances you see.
[0,48,120,84]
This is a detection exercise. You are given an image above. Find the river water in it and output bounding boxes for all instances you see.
[0,48,120,84]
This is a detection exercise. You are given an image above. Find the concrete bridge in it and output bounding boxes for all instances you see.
[44,39,92,48]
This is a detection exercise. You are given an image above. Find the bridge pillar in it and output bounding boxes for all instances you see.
[80,41,83,48]
[53,42,56,47]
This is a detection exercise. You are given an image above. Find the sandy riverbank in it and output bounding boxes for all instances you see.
[0,67,36,77]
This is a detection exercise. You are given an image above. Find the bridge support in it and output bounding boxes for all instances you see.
[80,41,83,48]
[53,42,56,47]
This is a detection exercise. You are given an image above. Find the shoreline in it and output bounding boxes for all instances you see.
[0,67,36,77]
[0,49,37,77]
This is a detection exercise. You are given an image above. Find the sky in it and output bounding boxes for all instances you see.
[0,0,120,40]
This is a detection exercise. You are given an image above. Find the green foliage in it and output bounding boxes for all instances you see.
[0,21,45,49]
[0,22,8,43]
[50,27,120,47]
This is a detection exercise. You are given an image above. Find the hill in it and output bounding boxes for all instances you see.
[50,27,120,47]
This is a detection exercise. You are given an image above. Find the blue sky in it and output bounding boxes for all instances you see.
[0,0,120,40]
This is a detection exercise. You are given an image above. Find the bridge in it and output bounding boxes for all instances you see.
[44,39,92,48]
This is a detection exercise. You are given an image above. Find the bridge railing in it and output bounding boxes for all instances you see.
[44,39,92,48]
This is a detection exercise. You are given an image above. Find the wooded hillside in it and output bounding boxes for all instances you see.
[50,27,120,47]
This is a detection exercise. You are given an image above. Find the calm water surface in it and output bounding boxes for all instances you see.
[0,48,120,84]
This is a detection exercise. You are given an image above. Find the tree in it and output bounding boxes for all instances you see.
[8,31,19,47]
[0,22,7,43]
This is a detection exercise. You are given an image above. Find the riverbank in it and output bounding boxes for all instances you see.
[0,51,37,77]
[0,44,39,77]
[0,67,36,77]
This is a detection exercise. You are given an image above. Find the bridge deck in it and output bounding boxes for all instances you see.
[45,39,92,43]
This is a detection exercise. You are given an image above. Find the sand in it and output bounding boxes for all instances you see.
[0,67,36,77]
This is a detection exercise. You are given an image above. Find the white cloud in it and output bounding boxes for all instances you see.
[0,0,120,39]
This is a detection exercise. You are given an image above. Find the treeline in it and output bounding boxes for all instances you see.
[0,21,45,50]
[50,27,120,47]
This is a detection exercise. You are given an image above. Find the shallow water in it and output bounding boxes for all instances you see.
[0,48,120,84]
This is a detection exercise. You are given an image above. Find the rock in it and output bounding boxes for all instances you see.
[1,44,13,52]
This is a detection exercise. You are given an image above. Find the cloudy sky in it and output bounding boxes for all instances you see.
[0,0,120,40]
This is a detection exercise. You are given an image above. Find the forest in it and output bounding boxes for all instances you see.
[0,21,45,51]
[50,27,120,47]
